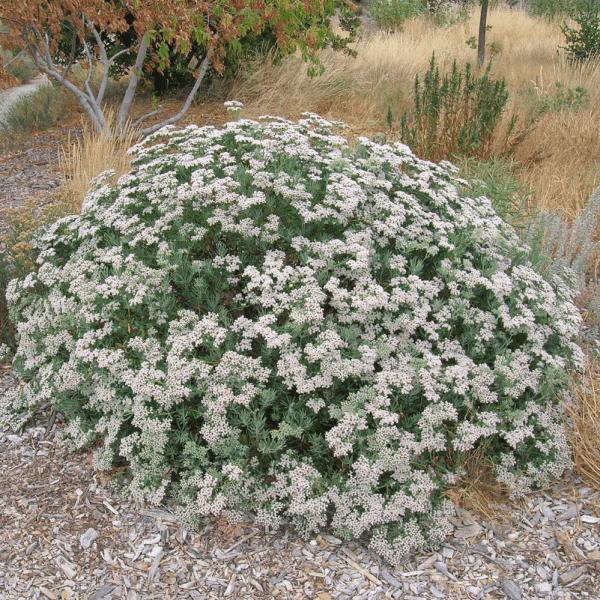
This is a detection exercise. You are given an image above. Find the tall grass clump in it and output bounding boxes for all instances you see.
[568,359,600,491]
[59,111,137,210]
[1,111,585,565]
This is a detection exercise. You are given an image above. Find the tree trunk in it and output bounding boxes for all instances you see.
[477,0,489,68]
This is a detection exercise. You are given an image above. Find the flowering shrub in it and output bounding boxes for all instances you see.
[1,112,584,565]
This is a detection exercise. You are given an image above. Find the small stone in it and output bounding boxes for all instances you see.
[80,528,99,550]
[500,578,522,600]
[467,586,481,597]
[541,505,555,521]
[580,515,600,524]
[454,523,482,540]
[6,434,23,444]
[536,565,550,580]
[534,582,552,596]
[441,546,455,559]
[559,504,578,521]
[430,586,445,598]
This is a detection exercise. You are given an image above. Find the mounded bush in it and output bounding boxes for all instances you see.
[1,112,584,565]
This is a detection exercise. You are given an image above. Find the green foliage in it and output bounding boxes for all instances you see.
[396,54,523,162]
[532,82,590,114]
[457,158,535,227]
[0,83,75,133]
[367,0,428,31]
[530,0,578,19]
[561,0,600,62]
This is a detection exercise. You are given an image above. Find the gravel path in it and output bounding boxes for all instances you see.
[0,75,50,128]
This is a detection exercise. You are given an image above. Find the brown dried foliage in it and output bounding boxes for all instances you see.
[0,64,18,90]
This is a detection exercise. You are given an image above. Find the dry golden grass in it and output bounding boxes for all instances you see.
[445,447,511,522]
[59,111,137,211]
[233,6,564,124]
[232,4,600,217]
[515,106,600,219]
[567,360,600,492]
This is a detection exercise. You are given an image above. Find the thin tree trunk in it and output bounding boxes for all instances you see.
[116,35,149,133]
[477,0,489,68]
[140,50,213,136]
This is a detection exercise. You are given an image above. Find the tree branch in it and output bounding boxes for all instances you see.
[2,48,26,69]
[61,24,78,83]
[81,38,106,128]
[24,34,103,132]
[86,18,111,107]
[140,50,212,136]
[117,34,148,133]
[131,109,163,129]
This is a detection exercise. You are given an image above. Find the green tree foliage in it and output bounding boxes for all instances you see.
[561,0,600,62]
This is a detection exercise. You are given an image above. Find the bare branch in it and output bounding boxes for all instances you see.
[116,34,149,132]
[23,34,103,132]
[108,48,131,66]
[61,25,78,82]
[2,48,27,69]
[131,109,163,129]
[140,50,212,136]
[31,24,56,72]
[86,18,110,107]
[81,38,106,128]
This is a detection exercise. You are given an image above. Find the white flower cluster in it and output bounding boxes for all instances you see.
[1,111,584,566]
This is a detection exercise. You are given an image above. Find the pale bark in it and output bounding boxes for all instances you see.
[116,34,148,133]
[140,50,212,136]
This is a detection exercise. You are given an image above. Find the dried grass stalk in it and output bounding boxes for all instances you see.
[59,109,137,211]
[567,360,600,491]
[446,446,510,522]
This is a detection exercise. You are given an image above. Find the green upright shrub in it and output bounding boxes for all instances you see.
[367,0,428,31]
[561,0,600,62]
[530,82,590,114]
[398,55,518,162]
[1,111,584,565]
